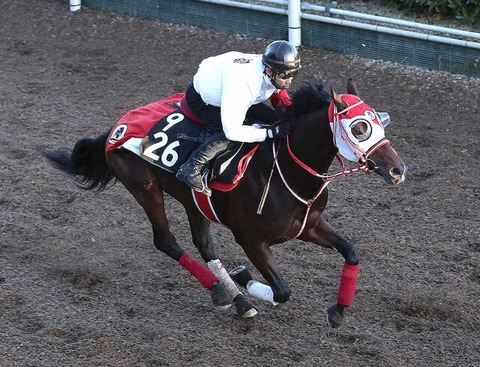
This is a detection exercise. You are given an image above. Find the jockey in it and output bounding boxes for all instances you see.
[176,40,301,196]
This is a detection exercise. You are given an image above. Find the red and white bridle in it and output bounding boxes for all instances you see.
[273,97,390,238]
[331,97,390,166]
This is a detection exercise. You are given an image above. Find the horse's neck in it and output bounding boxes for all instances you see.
[274,109,337,199]
[288,109,337,174]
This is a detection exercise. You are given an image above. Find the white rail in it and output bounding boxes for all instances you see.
[197,0,480,49]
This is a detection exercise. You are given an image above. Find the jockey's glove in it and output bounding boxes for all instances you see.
[266,122,291,139]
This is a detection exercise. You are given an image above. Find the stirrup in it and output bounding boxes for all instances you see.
[176,163,212,196]
[192,172,212,197]
[194,184,212,197]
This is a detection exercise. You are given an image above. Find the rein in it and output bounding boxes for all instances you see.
[272,99,389,238]
[275,137,369,210]
[273,138,361,239]
[284,135,369,180]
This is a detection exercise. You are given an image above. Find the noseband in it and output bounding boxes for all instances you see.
[362,137,390,173]
[272,97,389,238]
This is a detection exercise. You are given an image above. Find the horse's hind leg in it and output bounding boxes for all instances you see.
[229,265,279,306]
[238,241,292,305]
[184,208,257,318]
[106,152,228,308]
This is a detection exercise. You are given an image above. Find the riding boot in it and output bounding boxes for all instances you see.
[176,134,232,196]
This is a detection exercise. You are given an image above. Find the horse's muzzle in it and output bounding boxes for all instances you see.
[366,140,407,185]
[369,159,407,185]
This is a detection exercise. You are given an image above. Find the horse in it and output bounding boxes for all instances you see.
[41,78,407,328]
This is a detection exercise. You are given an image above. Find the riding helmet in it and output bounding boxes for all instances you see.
[262,40,301,73]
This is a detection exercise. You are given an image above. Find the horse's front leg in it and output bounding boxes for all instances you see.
[298,216,359,329]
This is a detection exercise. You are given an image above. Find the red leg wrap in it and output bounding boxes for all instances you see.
[179,253,218,290]
[337,263,359,306]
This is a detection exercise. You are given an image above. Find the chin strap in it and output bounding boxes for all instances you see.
[266,70,288,90]
[271,76,286,90]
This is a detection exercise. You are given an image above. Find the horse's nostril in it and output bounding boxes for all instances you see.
[390,164,407,183]
[391,167,403,177]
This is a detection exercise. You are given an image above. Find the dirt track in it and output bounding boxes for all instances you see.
[1,1,479,366]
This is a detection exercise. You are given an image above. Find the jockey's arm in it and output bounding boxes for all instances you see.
[220,101,268,143]
[220,82,269,143]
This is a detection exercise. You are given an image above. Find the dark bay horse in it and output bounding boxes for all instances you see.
[41,79,406,328]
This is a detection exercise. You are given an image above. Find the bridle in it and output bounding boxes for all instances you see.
[272,99,389,238]
[332,99,390,171]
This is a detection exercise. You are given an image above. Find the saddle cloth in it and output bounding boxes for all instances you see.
[106,93,259,191]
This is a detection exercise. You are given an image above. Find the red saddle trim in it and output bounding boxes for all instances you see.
[106,93,183,152]
[209,144,260,192]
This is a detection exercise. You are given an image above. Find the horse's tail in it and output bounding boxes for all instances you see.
[41,129,115,191]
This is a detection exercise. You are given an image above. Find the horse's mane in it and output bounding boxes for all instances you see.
[286,82,331,121]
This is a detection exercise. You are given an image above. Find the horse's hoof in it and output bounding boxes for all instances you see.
[228,265,253,288]
[327,304,346,329]
[233,294,257,318]
[210,282,232,309]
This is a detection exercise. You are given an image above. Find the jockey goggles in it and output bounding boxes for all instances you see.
[277,69,299,79]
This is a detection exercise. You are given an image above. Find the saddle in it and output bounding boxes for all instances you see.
[106,93,259,191]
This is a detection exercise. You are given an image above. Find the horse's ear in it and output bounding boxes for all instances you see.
[331,87,345,110]
[346,78,360,96]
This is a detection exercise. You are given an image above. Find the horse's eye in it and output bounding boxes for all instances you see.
[350,119,372,142]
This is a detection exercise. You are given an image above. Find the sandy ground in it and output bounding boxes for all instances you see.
[1,1,479,366]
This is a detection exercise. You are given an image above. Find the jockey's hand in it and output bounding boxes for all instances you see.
[266,122,291,139]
